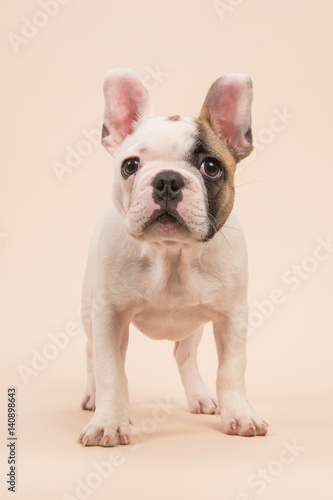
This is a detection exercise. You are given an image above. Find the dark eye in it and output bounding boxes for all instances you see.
[121,157,140,178]
[199,158,222,179]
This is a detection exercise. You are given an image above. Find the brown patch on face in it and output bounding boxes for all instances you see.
[197,119,237,175]
[168,115,181,121]
[187,119,237,239]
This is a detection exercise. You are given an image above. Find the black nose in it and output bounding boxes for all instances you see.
[152,171,185,202]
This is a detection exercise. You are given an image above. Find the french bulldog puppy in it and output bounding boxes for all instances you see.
[79,69,268,447]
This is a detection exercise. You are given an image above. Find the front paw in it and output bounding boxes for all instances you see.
[81,394,96,411]
[79,416,131,447]
[220,404,268,437]
[186,384,219,415]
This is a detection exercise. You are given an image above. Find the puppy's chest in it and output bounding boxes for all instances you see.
[141,254,222,304]
[131,259,225,341]
[132,302,218,341]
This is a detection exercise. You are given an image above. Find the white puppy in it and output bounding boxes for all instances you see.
[79,69,268,447]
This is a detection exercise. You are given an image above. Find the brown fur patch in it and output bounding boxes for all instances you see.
[196,118,237,175]
[194,118,237,234]
[168,115,181,121]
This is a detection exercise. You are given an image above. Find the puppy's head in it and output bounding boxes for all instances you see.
[102,69,253,243]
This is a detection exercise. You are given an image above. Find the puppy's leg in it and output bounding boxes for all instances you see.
[213,305,268,436]
[81,337,96,411]
[79,311,131,447]
[174,327,218,414]
[81,269,96,411]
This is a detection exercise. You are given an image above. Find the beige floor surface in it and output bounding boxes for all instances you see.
[1,327,333,500]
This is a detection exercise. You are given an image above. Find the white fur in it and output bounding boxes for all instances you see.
[111,117,210,241]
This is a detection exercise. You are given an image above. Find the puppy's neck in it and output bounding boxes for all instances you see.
[141,239,204,261]
[140,240,205,294]
[143,238,205,272]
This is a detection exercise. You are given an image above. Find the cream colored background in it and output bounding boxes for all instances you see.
[1,0,333,499]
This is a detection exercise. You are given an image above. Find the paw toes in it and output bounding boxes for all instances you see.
[81,395,96,411]
[201,399,219,414]
[226,420,237,435]
[101,435,110,447]
[79,422,132,447]
[190,405,201,414]
[118,423,132,445]
[83,436,90,446]
[81,395,89,409]
[256,423,268,436]
[189,396,219,415]
[119,433,131,445]
[222,413,268,437]
[241,424,256,437]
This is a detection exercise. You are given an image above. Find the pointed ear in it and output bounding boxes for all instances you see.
[199,73,253,161]
[101,69,153,155]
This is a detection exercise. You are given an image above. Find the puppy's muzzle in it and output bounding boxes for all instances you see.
[152,171,185,206]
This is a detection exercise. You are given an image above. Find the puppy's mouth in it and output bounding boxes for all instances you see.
[144,209,189,234]
[154,213,178,224]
